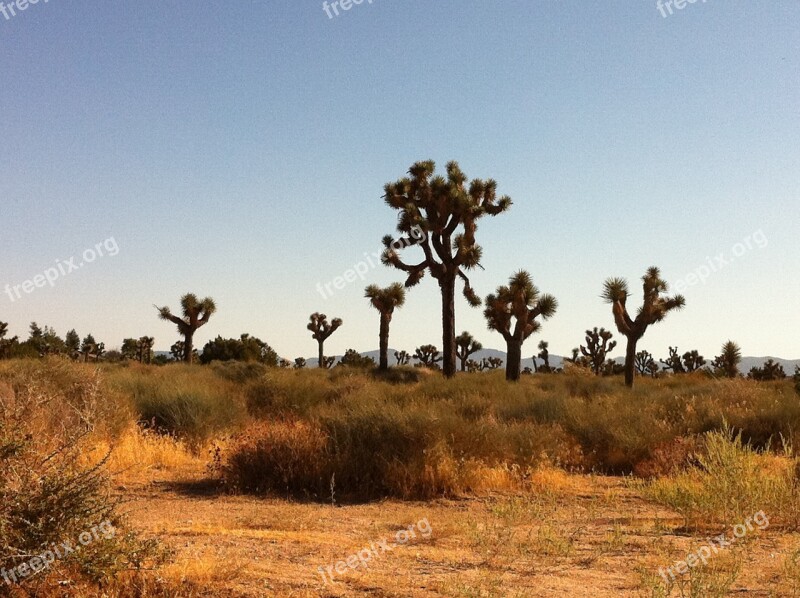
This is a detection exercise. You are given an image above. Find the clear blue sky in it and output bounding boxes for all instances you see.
[1,1,798,360]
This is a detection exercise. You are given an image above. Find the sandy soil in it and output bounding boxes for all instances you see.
[122,468,798,597]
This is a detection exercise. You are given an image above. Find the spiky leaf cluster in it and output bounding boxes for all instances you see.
[381,160,512,307]
[484,271,557,343]
[307,313,343,342]
[602,267,685,341]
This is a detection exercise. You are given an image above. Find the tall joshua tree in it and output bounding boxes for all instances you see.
[455,331,483,372]
[155,293,217,364]
[602,267,685,388]
[484,270,557,382]
[364,283,406,370]
[307,313,342,369]
[381,160,512,377]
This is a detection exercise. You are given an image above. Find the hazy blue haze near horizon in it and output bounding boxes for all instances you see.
[1,1,798,361]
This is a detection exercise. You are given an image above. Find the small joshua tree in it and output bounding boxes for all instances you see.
[484,271,557,381]
[634,350,659,378]
[466,359,481,372]
[278,358,292,368]
[414,344,442,369]
[748,359,786,381]
[80,334,95,363]
[481,356,504,371]
[580,328,617,376]
[455,331,483,372]
[682,350,706,373]
[307,313,342,369]
[712,341,742,378]
[564,347,590,369]
[394,350,411,366]
[660,346,686,374]
[364,283,406,370]
[169,340,197,363]
[602,267,685,388]
[156,293,217,364]
[533,340,553,373]
[137,336,155,364]
[294,357,307,369]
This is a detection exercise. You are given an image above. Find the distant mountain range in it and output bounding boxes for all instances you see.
[300,349,800,374]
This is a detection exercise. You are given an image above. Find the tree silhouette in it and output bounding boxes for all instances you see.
[138,336,155,364]
[481,357,503,371]
[394,350,411,366]
[580,328,617,375]
[294,357,307,369]
[682,350,706,373]
[455,331,483,372]
[155,293,217,364]
[121,338,139,361]
[660,346,686,374]
[200,334,278,365]
[80,334,104,363]
[364,283,406,370]
[307,313,342,369]
[170,340,188,362]
[602,267,685,388]
[414,344,442,369]
[466,359,481,372]
[0,322,18,360]
[634,350,658,377]
[64,329,80,359]
[748,359,786,381]
[712,341,742,378]
[381,160,512,377]
[533,340,553,373]
[484,271,557,381]
[338,349,376,369]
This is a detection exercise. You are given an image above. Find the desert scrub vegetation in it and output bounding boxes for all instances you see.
[107,363,247,447]
[638,426,800,531]
[212,367,800,500]
[0,359,167,594]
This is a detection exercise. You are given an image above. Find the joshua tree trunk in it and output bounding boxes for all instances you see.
[440,275,457,378]
[624,336,638,388]
[184,332,195,364]
[459,356,467,372]
[378,312,390,371]
[506,339,522,381]
[317,339,325,368]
